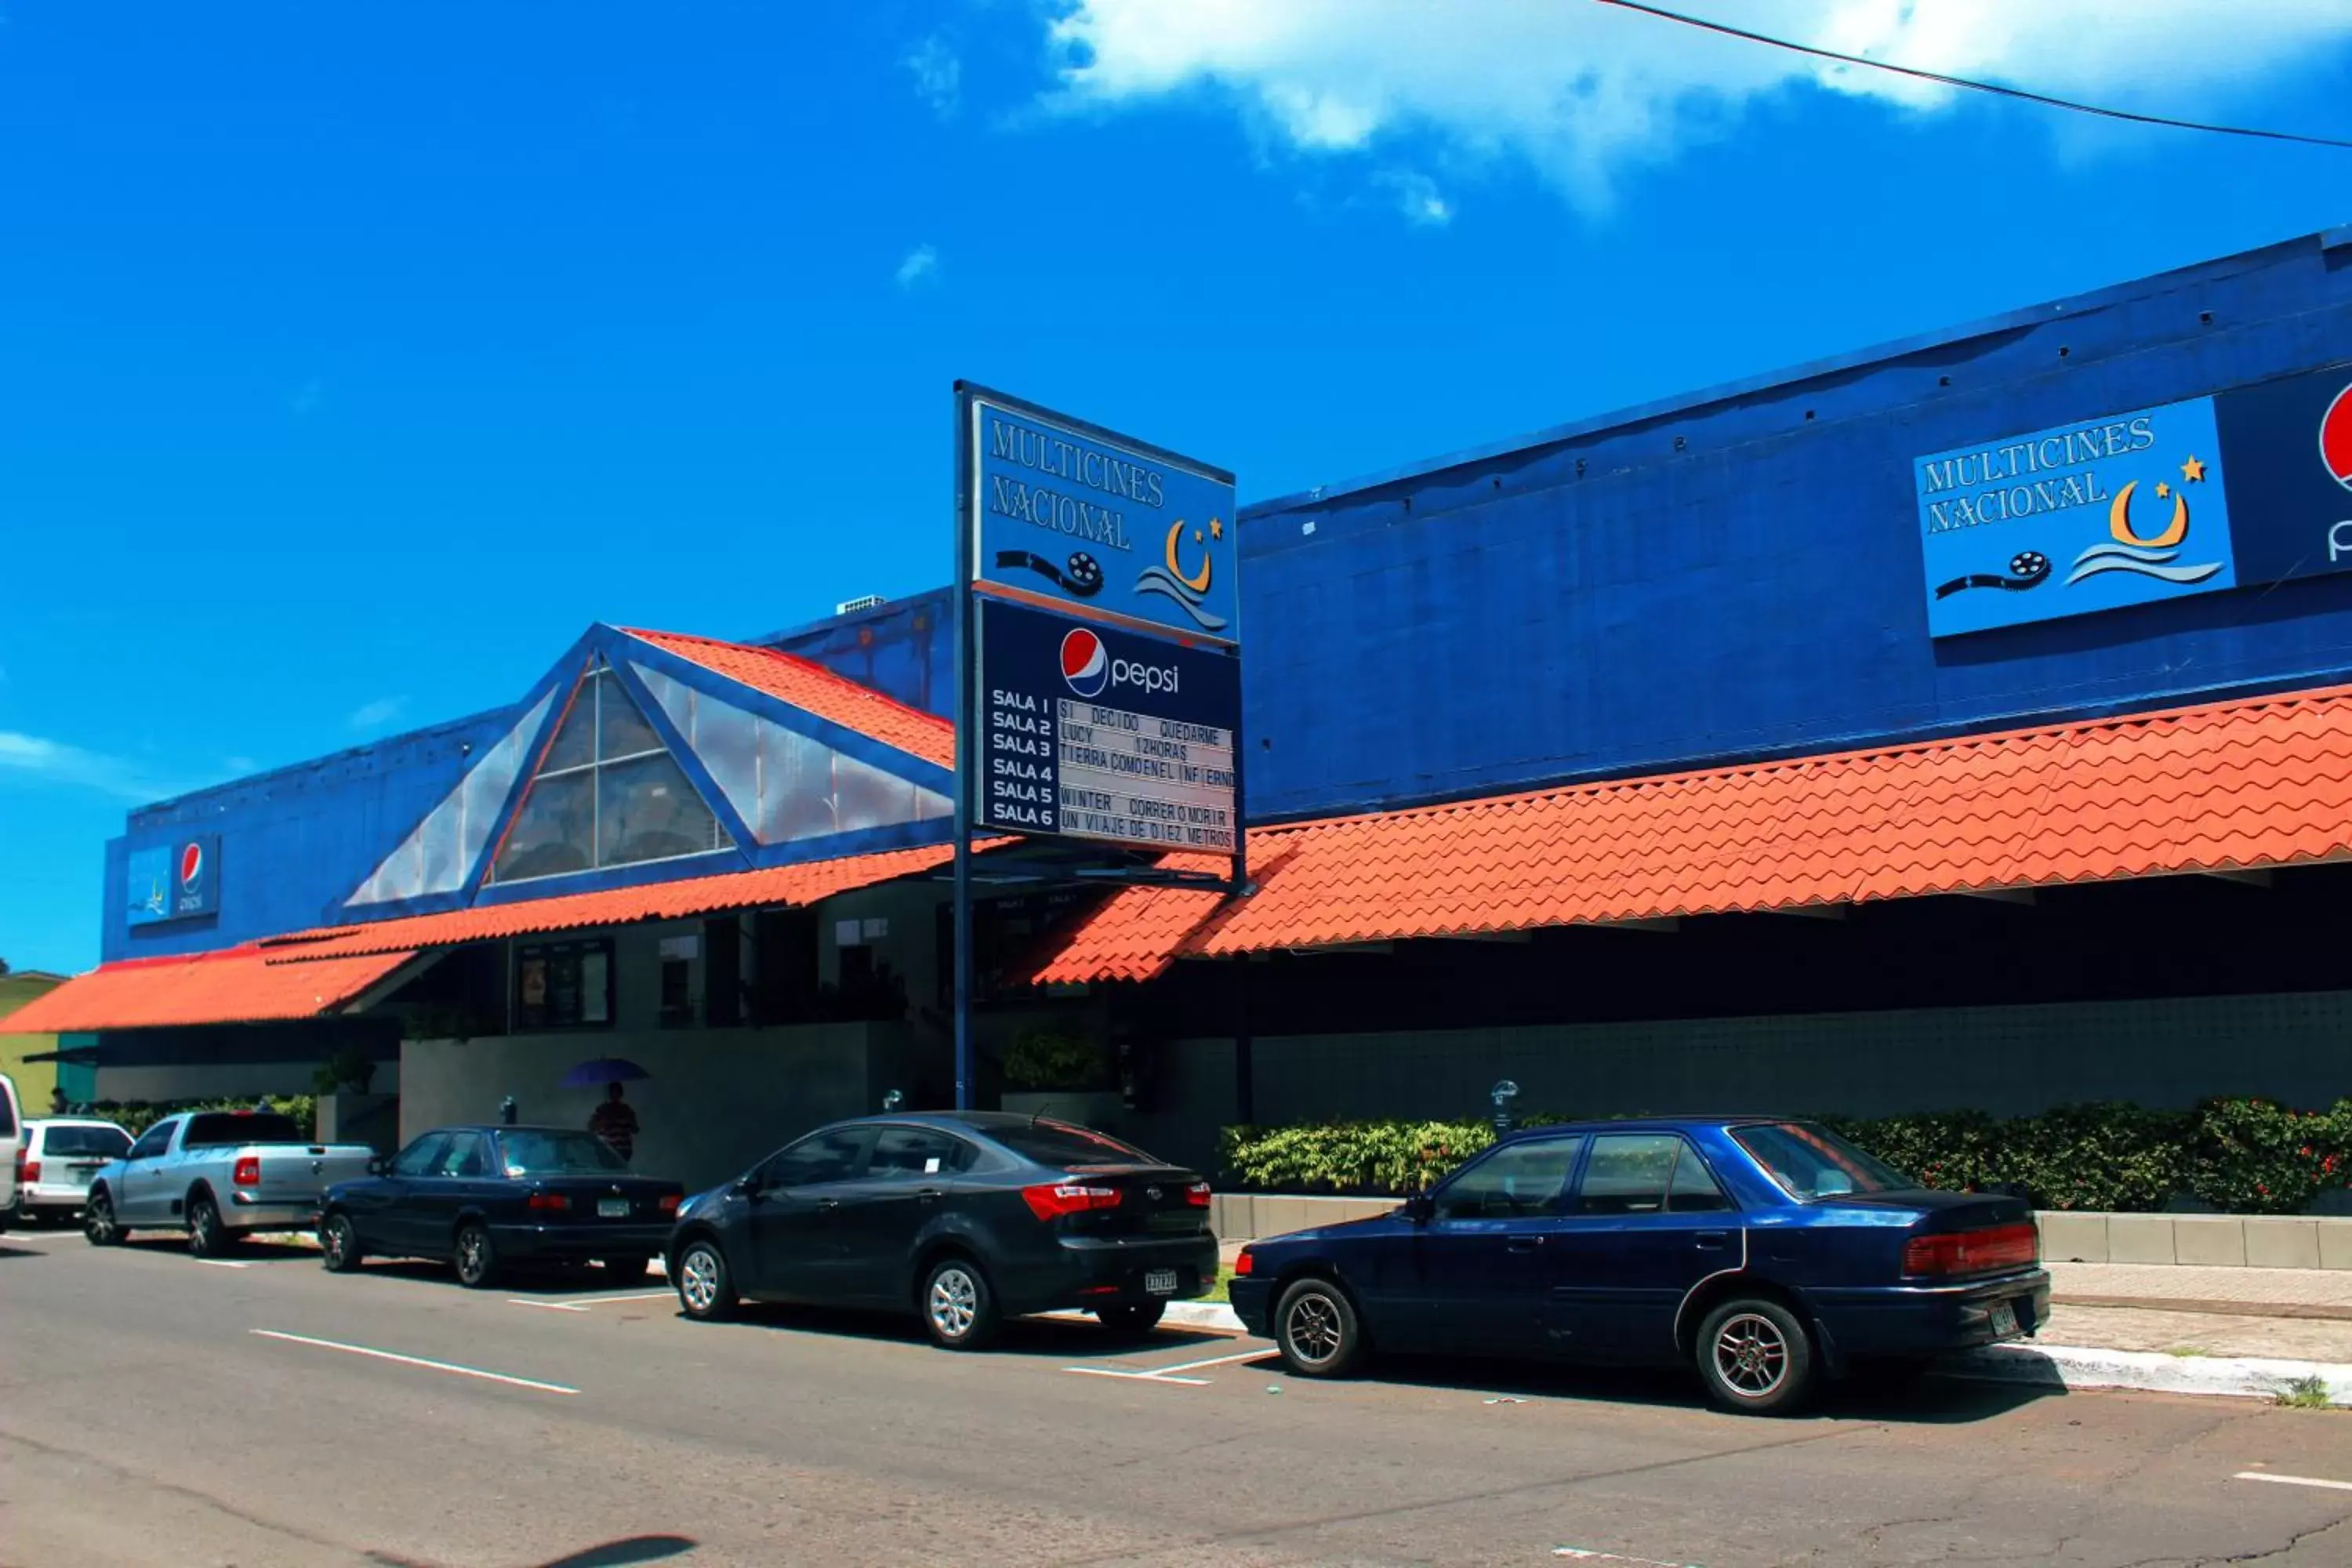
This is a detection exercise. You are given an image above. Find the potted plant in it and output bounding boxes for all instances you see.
[999,1029,1123,1129]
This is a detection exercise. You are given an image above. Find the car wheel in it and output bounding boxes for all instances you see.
[674,1240,736,1322]
[454,1222,499,1289]
[84,1190,122,1247]
[1697,1298,1817,1416]
[187,1195,233,1259]
[921,1256,1000,1351]
[1273,1276,1366,1378]
[598,1256,652,1285]
[321,1212,364,1273]
[1097,1301,1167,1338]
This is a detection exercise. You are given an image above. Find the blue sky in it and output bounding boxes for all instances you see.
[3,0,2350,975]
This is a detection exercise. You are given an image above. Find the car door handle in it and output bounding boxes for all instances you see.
[1506,1236,1545,1253]
[816,1197,841,1211]
[1694,1231,1731,1250]
[916,1189,942,1202]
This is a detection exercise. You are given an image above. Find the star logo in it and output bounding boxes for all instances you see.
[2157,481,2172,499]
[2181,456,2208,484]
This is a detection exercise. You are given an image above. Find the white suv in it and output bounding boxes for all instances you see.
[13,1117,134,1226]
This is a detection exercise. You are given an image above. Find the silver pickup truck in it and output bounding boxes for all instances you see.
[84,1109,375,1257]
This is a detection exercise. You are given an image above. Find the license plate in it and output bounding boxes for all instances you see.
[1144,1269,1178,1296]
[597,1198,631,1218]
[1988,1299,2020,1338]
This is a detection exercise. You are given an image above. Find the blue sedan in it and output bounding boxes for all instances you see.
[1228,1116,2050,1414]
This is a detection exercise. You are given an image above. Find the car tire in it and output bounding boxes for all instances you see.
[321,1212,364,1273]
[187,1194,234,1259]
[1273,1276,1367,1378]
[454,1221,499,1289]
[1696,1297,1817,1416]
[920,1256,1001,1352]
[84,1189,122,1247]
[674,1239,737,1323]
[1097,1301,1167,1339]
[598,1256,652,1285]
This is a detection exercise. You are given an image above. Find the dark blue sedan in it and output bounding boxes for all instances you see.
[319,1126,683,1289]
[1229,1116,2049,1414]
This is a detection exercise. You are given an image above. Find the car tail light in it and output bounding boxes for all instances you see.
[1233,1248,1255,1276]
[17,1156,38,1185]
[659,1194,681,1214]
[528,1192,572,1212]
[1185,1181,1212,1208]
[1902,1222,2038,1279]
[1022,1182,1121,1221]
[232,1156,262,1188]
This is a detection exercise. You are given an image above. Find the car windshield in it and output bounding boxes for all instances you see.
[498,1129,629,1176]
[989,1120,1156,1168]
[1731,1121,1914,1200]
[42,1126,132,1158]
[183,1112,308,1148]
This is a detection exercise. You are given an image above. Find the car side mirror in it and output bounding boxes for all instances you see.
[367,1156,390,1177]
[731,1173,761,1197]
[1403,1191,1436,1224]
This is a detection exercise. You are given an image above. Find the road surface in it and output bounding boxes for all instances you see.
[4,1226,2351,1566]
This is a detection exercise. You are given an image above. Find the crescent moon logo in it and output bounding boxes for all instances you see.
[1163,517,1214,594]
[2109,480,2188,550]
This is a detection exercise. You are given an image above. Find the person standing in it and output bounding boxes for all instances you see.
[588,1082,638,1162]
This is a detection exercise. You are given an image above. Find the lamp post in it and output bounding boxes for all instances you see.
[1490,1079,1521,1138]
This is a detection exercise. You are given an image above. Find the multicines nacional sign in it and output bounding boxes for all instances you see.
[967,391,1240,645]
[975,598,1240,853]
[1915,363,2352,638]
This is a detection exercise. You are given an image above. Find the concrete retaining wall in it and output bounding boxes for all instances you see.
[1211,1194,2352,1269]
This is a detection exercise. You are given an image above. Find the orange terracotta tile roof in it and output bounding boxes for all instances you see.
[622,629,954,769]
[1031,684,2352,984]
[276,840,975,960]
[1,947,419,1034]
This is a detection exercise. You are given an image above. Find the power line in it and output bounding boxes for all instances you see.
[1592,0,2352,152]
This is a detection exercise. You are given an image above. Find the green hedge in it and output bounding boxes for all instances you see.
[1219,1098,2352,1215]
[74,1096,318,1141]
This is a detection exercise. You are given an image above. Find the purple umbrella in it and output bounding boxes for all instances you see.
[561,1057,650,1089]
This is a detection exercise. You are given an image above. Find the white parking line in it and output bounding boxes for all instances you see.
[249,1330,579,1395]
[1062,1347,1271,1387]
[194,1258,250,1270]
[1553,1549,1702,1566]
[506,1291,674,1313]
[2233,1471,2352,1493]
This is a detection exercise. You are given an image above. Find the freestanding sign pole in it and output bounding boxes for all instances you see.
[952,384,978,1110]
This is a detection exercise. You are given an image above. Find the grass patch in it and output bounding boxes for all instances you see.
[2165,1346,2214,1359]
[2275,1375,2334,1410]
[1198,1276,1229,1305]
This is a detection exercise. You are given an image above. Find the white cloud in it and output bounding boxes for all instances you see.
[0,731,182,801]
[347,695,408,731]
[1044,1,2352,210]
[906,34,962,118]
[1379,169,1451,227]
[895,245,941,289]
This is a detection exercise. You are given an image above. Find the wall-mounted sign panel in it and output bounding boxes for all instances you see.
[1918,362,2352,639]
[1917,397,2238,638]
[975,598,1240,853]
[125,835,220,927]
[967,391,1240,644]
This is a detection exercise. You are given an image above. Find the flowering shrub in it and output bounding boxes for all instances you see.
[1220,1098,2352,1214]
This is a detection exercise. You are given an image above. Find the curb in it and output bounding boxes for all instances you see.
[1166,1301,1247,1333]
[1949,1343,2352,1404]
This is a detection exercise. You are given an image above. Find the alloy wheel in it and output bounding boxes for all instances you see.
[1283,1290,1345,1367]
[928,1265,978,1341]
[681,1247,722,1314]
[1712,1312,1790,1398]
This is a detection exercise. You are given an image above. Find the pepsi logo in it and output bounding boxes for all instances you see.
[178,841,204,891]
[1060,627,1109,698]
[2324,381,2352,494]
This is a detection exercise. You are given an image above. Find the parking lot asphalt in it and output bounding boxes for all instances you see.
[8,1228,2352,1567]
